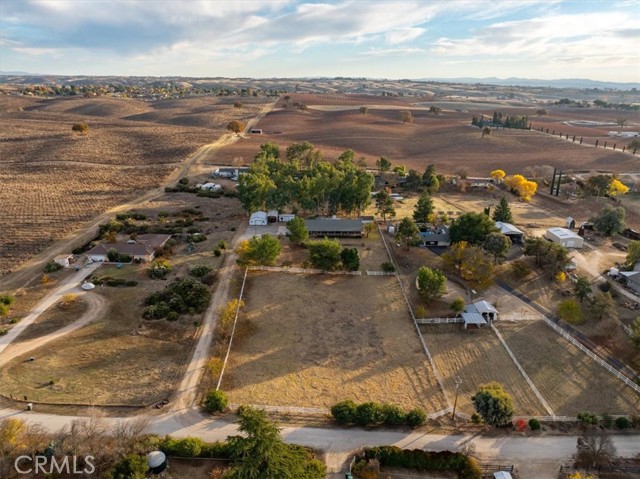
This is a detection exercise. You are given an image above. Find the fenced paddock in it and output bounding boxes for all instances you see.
[496,321,640,415]
[219,271,448,412]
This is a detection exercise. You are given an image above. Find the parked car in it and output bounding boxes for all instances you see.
[563,261,577,271]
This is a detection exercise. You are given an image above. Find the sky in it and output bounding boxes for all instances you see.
[1,0,639,82]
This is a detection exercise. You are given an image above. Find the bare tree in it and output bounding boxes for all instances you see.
[482,126,491,138]
[576,429,617,468]
[616,118,627,134]
[399,110,414,123]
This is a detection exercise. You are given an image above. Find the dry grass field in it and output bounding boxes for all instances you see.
[221,272,448,412]
[0,285,192,405]
[0,95,267,276]
[420,326,547,416]
[0,193,244,406]
[496,321,640,415]
[217,93,639,175]
[13,297,89,343]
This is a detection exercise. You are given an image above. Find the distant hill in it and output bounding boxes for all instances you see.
[421,77,640,90]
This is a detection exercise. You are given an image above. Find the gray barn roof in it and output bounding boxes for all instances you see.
[305,218,363,233]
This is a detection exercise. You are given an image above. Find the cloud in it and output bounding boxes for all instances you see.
[385,28,425,44]
[361,47,427,56]
[431,11,639,68]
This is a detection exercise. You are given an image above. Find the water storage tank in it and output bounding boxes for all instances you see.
[388,225,395,234]
[147,451,167,474]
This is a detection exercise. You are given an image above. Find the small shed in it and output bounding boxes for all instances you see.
[545,227,584,248]
[566,217,576,229]
[267,210,279,223]
[249,211,268,226]
[54,254,74,268]
[462,300,498,329]
[419,226,451,246]
[493,472,513,479]
[620,271,640,293]
[495,222,524,244]
[278,214,296,223]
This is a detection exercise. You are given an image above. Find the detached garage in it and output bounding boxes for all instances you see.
[249,211,268,226]
[544,227,584,248]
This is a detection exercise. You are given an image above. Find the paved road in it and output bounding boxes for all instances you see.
[1,407,639,478]
[0,263,101,355]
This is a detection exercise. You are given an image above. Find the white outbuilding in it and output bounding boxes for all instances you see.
[249,211,268,226]
[544,227,584,248]
[278,214,296,223]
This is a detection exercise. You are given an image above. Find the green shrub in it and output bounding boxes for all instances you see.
[44,262,63,273]
[405,407,427,428]
[0,329,7,336]
[381,261,395,273]
[109,454,148,479]
[471,413,482,424]
[0,294,15,306]
[159,436,204,457]
[615,416,630,429]
[201,272,217,285]
[528,418,541,430]
[187,233,207,243]
[148,259,172,279]
[361,446,481,479]
[217,240,228,250]
[125,280,138,287]
[602,414,614,428]
[204,389,229,413]
[355,401,385,426]
[0,304,8,317]
[214,248,222,257]
[166,311,179,321]
[382,403,406,426]
[331,400,357,425]
[577,411,598,425]
[190,265,212,278]
[143,303,171,320]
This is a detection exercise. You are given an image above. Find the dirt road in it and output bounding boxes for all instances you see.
[0,263,101,356]
[0,100,275,293]
[0,292,106,367]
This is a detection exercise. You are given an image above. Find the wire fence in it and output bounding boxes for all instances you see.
[377,223,451,408]
[248,265,361,275]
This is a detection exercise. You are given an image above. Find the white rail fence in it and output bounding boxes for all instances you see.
[499,313,544,321]
[366,270,396,276]
[541,316,640,394]
[415,317,464,325]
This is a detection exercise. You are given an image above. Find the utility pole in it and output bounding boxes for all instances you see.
[451,376,463,420]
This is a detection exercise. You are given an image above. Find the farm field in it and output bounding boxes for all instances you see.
[496,320,640,415]
[0,95,268,277]
[217,93,639,175]
[221,272,448,412]
[420,325,547,416]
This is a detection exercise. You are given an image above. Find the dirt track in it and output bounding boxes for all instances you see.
[0,292,106,367]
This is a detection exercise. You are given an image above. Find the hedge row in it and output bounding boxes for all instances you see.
[158,436,231,459]
[331,400,427,428]
[360,446,482,479]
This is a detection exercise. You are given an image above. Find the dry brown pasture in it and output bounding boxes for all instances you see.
[221,272,448,412]
[420,325,547,416]
[13,297,89,343]
[217,93,639,175]
[0,95,268,276]
[0,193,244,406]
[0,284,191,405]
[496,321,640,415]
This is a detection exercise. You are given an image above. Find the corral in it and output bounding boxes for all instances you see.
[495,321,640,415]
[221,272,448,412]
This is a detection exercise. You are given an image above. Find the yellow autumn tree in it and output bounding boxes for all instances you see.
[609,178,629,196]
[504,174,538,201]
[490,169,506,182]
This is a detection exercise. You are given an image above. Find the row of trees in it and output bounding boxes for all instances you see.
[237,143,374,216]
